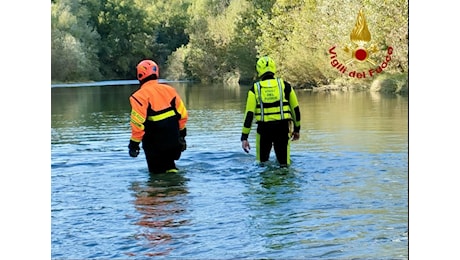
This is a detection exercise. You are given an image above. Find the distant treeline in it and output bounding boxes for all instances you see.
[51,0,408,87]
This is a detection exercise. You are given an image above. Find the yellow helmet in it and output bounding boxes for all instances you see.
[256,56,276,77]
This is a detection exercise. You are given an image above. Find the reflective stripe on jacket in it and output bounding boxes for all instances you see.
[242,77,300,138]
[129,80,188,148]
[254,78,292,122]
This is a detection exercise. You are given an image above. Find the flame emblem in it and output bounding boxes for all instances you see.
[344,8,378,65]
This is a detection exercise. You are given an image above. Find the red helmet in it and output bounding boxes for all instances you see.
[136,60,159,81]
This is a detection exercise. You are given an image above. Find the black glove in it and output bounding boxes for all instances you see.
[128,140,140,157]
[179,128,187,151]
[180,128,187,138]
[179,137,186,152]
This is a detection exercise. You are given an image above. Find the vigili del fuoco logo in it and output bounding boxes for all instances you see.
[329,8,393,78]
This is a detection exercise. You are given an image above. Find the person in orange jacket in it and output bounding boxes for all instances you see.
[128,59,188,174]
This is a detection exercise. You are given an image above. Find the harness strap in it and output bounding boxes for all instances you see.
[256,82,264,121]
[277,78,284,120]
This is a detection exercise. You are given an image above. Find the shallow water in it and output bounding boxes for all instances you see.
[51,83,408,259]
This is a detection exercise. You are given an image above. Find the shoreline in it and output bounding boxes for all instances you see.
[51,73,408,95]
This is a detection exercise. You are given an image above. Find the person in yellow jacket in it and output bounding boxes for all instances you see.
[241,56,301,167]
[128,59,188,174]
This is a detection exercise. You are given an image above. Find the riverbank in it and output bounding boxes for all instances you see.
[51,73,408,96]
[51,79,190,88]
[296,73,408,95]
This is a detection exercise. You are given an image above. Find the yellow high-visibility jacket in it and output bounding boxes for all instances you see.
[241,77,300,140]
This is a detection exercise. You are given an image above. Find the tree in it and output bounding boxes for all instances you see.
[82,0,153,79]
[145,0,191,68]
[51,0,102,82]
[180,0,254,83]
[52,0,408,85]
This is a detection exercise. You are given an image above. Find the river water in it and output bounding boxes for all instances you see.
[51,82,408,259]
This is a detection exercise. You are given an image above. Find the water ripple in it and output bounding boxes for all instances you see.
[52,87,408,259]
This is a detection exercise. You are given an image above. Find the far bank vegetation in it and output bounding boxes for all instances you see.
[51,0,408,94]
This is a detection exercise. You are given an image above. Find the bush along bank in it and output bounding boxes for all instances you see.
[294,72,408,96]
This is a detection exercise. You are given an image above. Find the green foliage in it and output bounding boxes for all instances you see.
[182,0,251,83]
[51,0,102,82]
[51,0,408,86]
[164,45,190,81]
[370,72,408,94]
[257,1,325,86]
[82,0,153,79]
[139,0,191,67]
[226,1,264,83]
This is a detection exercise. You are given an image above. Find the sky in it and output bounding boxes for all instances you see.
[1,1,460,259]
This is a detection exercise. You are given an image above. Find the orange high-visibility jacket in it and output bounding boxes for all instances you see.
[129,80,188,147]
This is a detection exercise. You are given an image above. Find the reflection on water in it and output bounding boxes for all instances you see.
[128,173,189,257]
[51,83,408,259]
